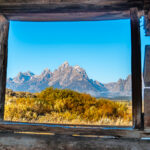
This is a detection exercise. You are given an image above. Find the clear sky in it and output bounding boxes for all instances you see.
[7,17,150,83]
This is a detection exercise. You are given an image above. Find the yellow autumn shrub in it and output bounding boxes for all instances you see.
[4,87,132,125]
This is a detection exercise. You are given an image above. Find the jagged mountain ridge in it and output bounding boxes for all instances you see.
[7,62,131,98]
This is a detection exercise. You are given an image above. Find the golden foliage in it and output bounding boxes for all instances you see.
[4,87,132,125]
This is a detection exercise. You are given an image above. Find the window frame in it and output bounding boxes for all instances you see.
[0,2,144,138]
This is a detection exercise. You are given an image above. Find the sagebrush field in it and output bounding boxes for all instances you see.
[4,87,132,126]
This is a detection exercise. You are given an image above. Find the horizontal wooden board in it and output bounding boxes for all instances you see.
[0,121,145,139]
[0,121,150,138]
[3,11,130,21]
[0,0,144,21]
[0,133,150,150]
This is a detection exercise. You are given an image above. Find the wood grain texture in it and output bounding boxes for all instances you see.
[144,88,150,129]
[130,8,142,129]
[0,0,144,21]
[0,121,150,138]
[4,11,130,21]
[0,15,9,121]
[144,0,150,36]
[144,11,150,36]
[0,121,141,138]
[144,46,150,86]
[0,133,150,150]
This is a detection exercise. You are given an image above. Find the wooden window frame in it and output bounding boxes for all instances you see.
[0,0,146,138]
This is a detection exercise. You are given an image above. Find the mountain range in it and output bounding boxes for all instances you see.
[7,62,132,98]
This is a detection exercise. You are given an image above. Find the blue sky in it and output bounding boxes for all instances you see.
[7,17,150,83]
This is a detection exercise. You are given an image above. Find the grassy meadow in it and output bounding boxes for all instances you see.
[4,88,132,126]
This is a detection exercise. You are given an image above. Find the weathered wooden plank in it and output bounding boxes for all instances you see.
[144,88,150,128]
[130,8,142,129]
[0,0,144,12]
[0,122,141,138]
[0,133,150,150]
[144,0,150,36]
[0,121,150,139]
[144,11,150,36]
[4,11,130,21]
[144,46,150,86]
[0,15,9,121]
[0,0,144,21]
[144,46,150,128]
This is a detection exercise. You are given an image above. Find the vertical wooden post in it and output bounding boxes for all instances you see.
[130,8,142,129]
[144,45,150,128]
[144,11,150,36]
[144,46,150,87]
[0,15,9,121]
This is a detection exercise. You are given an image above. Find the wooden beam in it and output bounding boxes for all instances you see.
[0,122,141,139]
[0,0,143,21]
[0,15,9,121]
[3,11,130,22]
[144,0,150,36]
[144,11,150,36]
[0,121,150,139]
[0,133,150,150]
[144,46,150,86]
[0,0,144,13]
[130,8,142,129]
[144,88,150,129]
[143,46,150,128]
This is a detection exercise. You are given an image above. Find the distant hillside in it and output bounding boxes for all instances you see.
[7,62,131,98]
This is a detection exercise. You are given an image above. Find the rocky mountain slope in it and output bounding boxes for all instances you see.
[7,62,131,98]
